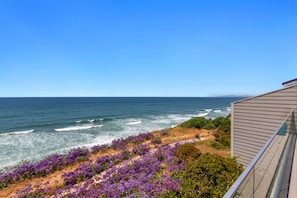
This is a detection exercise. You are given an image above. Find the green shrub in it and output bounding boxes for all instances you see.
[180,116,230,130]
[210,141,225,149]
[174,144,201,161]
[159,191,182,198]
[217,125,231,133]
[212,117,231,127]
[151,138,162,145]
[203,122,216,130]
[176,153,243,197]
[179,117,209,129]
[160,129,169,136]
[214,125,231,148]
[0,182,7,189]
[195,134,200,140]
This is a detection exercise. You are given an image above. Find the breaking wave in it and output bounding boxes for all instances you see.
[54,125,102,132]
[126,121,142,125]
[3,129,34,136]
[197,112,209,117]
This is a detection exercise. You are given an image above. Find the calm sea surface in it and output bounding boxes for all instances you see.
[0,97,243,169]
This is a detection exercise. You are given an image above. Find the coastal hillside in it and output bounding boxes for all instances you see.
[0,116,242,197]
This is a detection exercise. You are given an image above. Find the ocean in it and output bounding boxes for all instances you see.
[0,97,243,169]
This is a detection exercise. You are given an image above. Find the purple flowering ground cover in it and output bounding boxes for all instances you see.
[0,147,90,186]
[11,143,184,198]
[0,130,208,197]
[0,133,153,193]
[61,144,150,186]
[54,144,184,198]
[1,122,242,197]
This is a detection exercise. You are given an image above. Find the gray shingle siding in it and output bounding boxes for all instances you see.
[231,85,297,167]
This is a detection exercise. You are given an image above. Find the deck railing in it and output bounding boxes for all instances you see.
[224,110,296,198]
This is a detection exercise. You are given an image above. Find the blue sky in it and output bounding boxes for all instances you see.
[0,0,296,97]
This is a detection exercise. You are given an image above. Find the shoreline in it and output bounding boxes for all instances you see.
[0,97,235,171]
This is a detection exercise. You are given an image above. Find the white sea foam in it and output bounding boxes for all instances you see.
[81,135,114,148]
[76,120,82,123]
[3,129,34,136]
[205,109,213,112]
[88,119,95,123]
[152,118,171,124]
[54,124,102,132]
[214,110,222,113]
[197,112,209,117]
[152,116,172,124]
[168,114,191,121]
[126,121,142,125]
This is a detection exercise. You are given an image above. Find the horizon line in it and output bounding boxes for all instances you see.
[0,95,251,98]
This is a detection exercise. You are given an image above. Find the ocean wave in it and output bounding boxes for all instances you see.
[205,109,213,113]
[75,118,113,124]
[168,114,192,121]
[150,114,191,125]
[126,121,142,125]
[3,129,34,136]
[197,112,209,117]
[75,120,95,124]
[80,135,115,148]
[54,125,102,132]
[214,110,222,113]
[101,117,114,122]
[152,118,171,124]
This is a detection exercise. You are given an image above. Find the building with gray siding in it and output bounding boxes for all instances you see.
[224,79,297,197]
[231,82,297,167]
